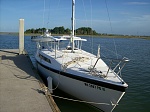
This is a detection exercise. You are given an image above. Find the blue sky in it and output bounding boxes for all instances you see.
[0,0,150,36]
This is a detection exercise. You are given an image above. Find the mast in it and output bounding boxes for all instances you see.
[72,0,75,52]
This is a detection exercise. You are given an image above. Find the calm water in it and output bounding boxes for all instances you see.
[0,35,150,112]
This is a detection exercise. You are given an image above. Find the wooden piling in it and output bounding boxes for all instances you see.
[19,19,25,55]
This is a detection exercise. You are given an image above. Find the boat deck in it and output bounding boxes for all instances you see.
[40,49,124,84]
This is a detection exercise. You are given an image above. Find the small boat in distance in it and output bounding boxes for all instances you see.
[32,0,129,112]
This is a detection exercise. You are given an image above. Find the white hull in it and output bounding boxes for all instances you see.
[37,62,125,112]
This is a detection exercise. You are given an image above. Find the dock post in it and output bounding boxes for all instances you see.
[19,19,25,55]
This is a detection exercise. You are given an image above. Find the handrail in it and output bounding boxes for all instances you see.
[107,57,129,83]
[101,56,129,62]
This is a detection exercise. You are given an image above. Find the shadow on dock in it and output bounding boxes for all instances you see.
[0,49,60,112]
[1,54,38,81]
[0,49,19,55]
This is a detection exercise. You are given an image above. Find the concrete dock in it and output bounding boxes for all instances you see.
[0,49,60,112]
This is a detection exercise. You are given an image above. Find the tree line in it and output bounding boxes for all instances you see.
[25,26,98,35]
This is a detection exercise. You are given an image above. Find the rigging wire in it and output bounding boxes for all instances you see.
[89,0,94,66]
[82,0,94,55]
[47,0,51,29]
[82,43,122,60]
[82,0,88,26]
[82,0,94,66]
[42,0,46,35]
[90,0,93,54]
[104,0,118,59]
[57,0,61,10]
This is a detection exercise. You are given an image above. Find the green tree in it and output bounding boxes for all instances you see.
[76,27,96,35]
[31,28,35,33]
[52,27,59,34]
[65,28,71,34]
[59,26,65,34]
[25,26,98,35]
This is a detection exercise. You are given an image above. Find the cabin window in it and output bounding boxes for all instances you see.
[39,54,51,63]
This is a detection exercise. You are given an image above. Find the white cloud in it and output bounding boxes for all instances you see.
[132,15,150,21]
[115,15,150,35]
[83,14,150,36]
[126,2,150,5]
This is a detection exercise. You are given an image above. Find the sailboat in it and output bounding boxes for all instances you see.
[32,0,129,112]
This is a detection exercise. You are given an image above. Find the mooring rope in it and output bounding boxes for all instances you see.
[40,75,110,106]
[50,94,110,105]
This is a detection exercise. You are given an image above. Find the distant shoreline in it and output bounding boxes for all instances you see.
[0,32,150,40]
